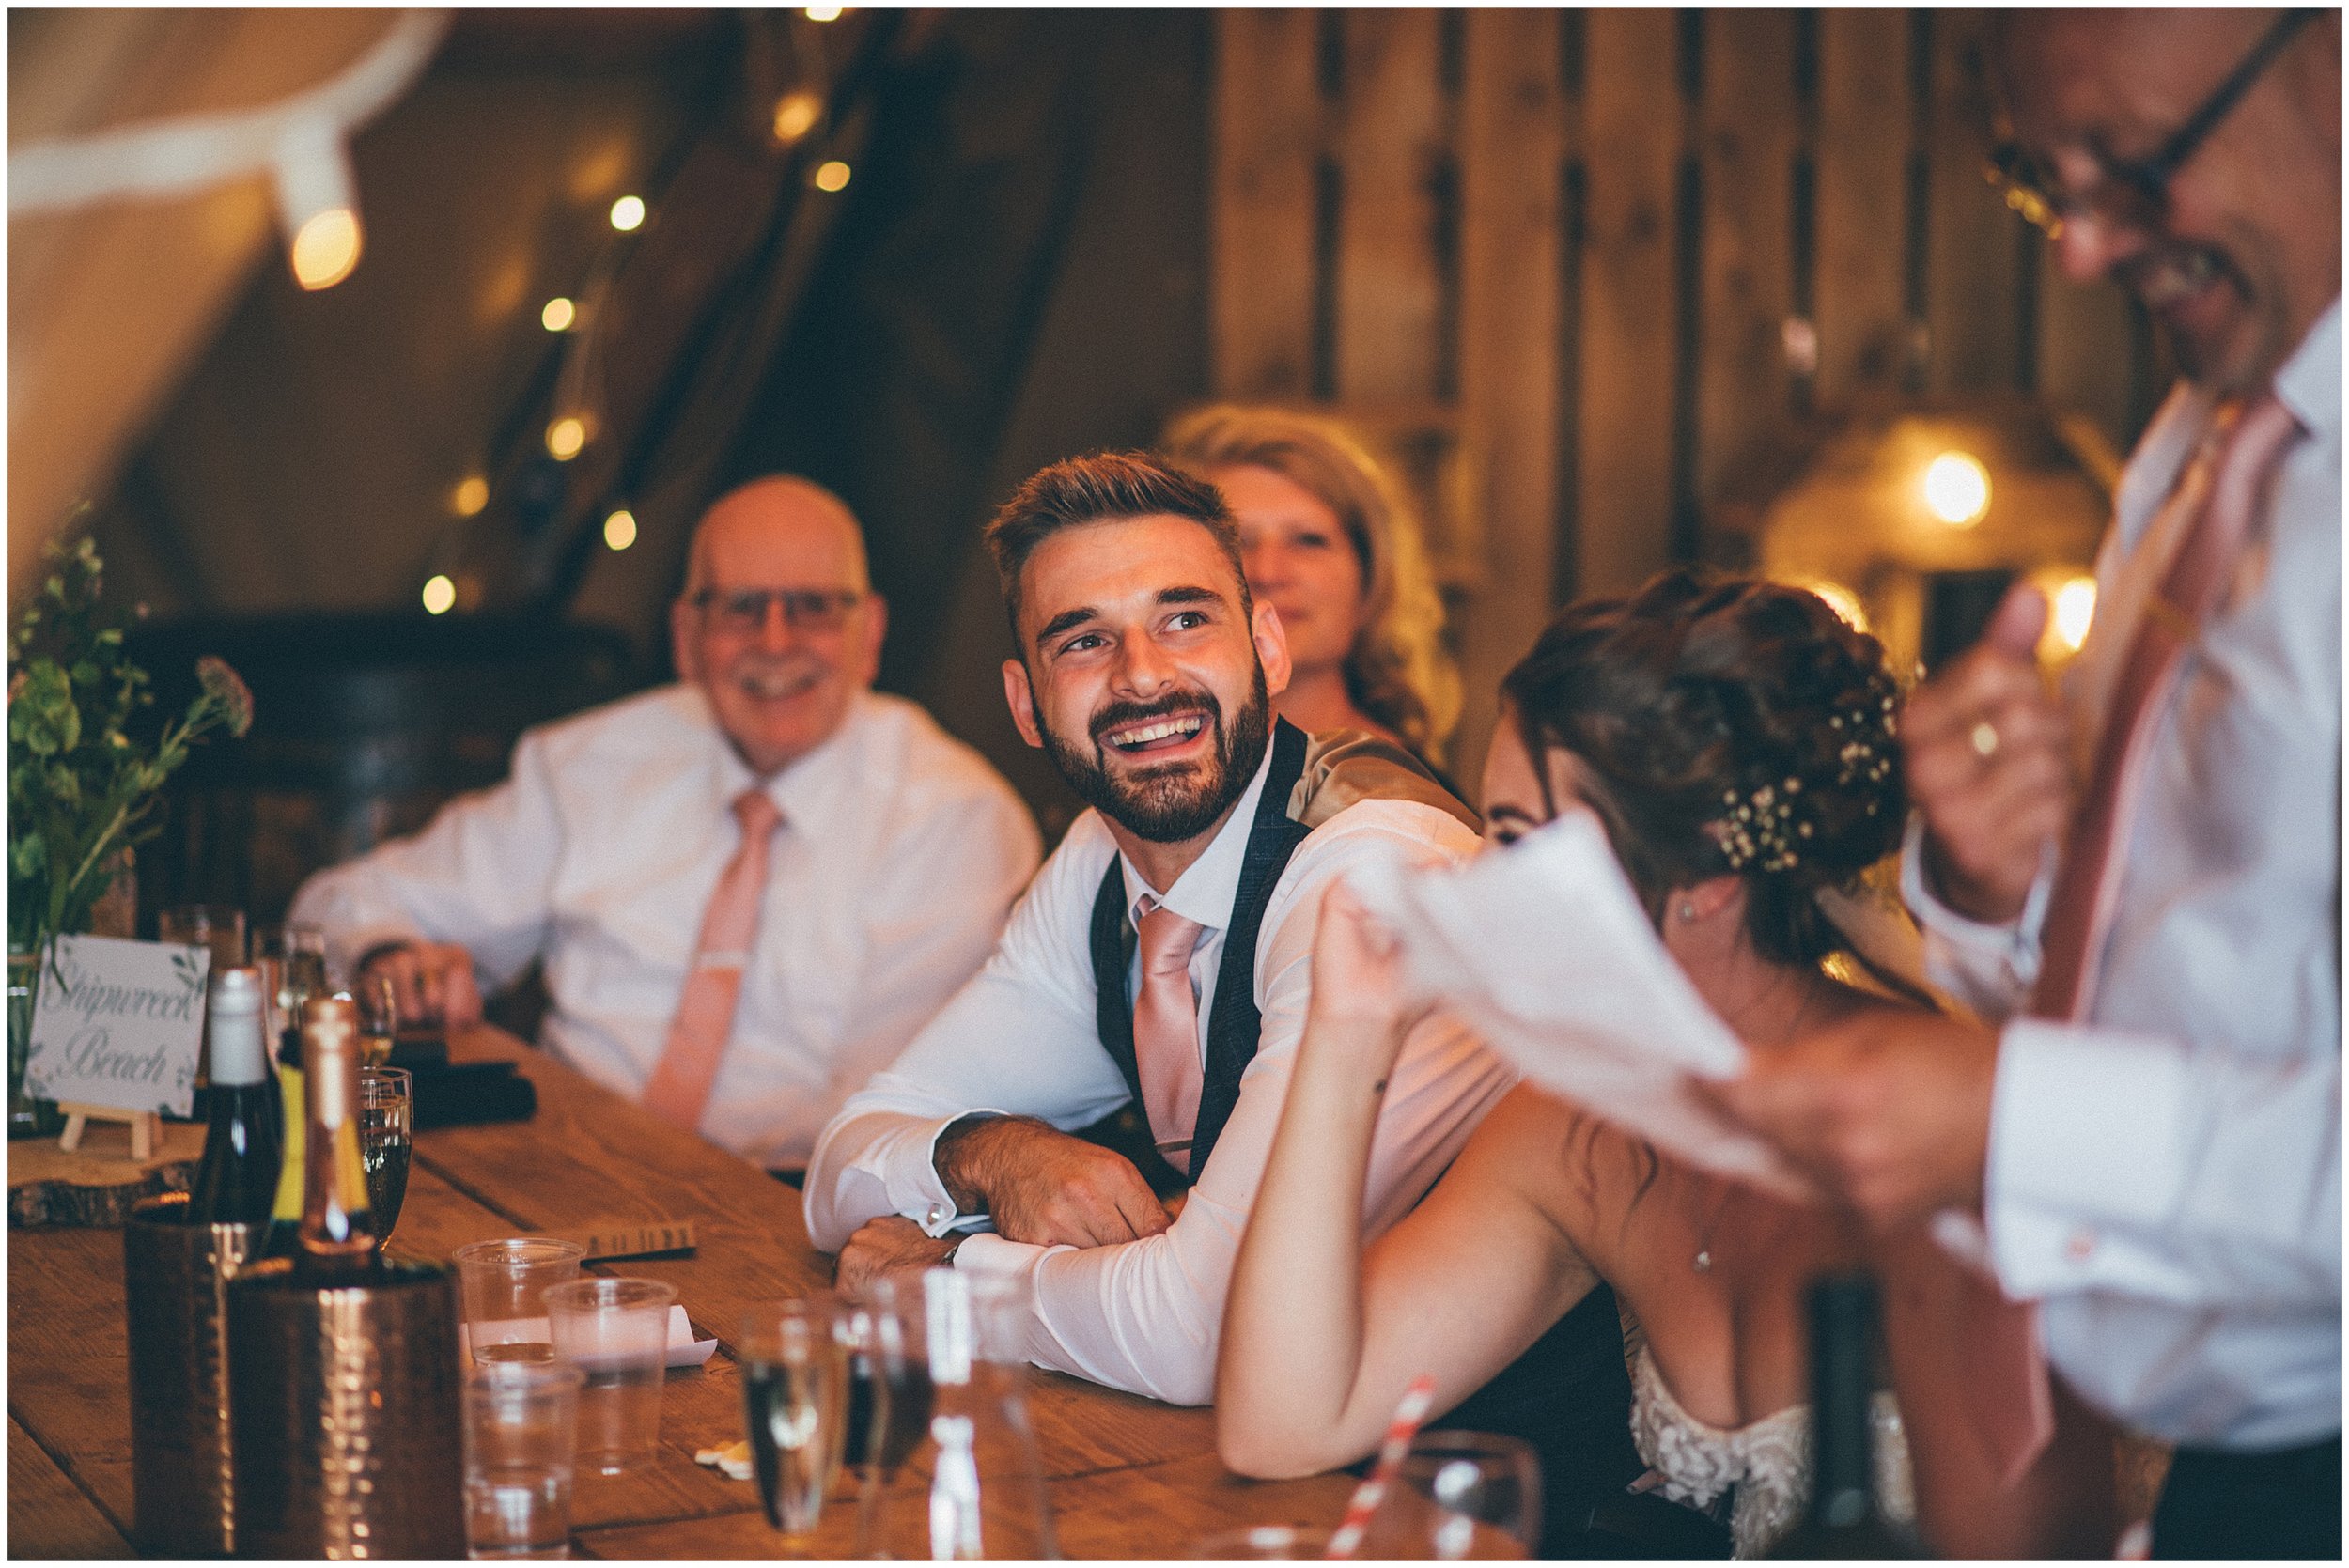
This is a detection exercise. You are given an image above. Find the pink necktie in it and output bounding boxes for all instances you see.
[1132,896,1207,1175]
[2034,392,2304,1019]
[1957,394,2301,1488]
[641,788,785,1133]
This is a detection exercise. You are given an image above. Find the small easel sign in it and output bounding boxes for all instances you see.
[23,935,210,1161]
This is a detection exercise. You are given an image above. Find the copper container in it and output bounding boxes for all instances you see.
[125,1192,258,1557]
[226,1255,466,1560]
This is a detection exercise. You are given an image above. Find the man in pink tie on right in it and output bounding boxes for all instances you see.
[1716,8,2340,1559]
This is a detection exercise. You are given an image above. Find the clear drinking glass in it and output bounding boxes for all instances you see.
[1189,1525,1337,1559]
[454,1238,587,1362]
[543,1276,677,1477]
[741,1296,850,1539]
[358,971,398,1069]
[463,1355,585,1560]
[357,1066,413,1237]
[1359,1430,1542,1560]
[850,1268,1053,1560]
[255,922,330,1023]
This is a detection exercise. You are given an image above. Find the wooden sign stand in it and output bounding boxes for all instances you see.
[57,1102,162,1161]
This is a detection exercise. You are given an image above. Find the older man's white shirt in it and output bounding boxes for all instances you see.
[1904,301,2341,1450]
[805,746,1514,1405]
[291,686,1042,1169]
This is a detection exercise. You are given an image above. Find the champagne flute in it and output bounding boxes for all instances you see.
[740,1296,849,1540]
[357,1067,413,1239]
[358,972,398,1069]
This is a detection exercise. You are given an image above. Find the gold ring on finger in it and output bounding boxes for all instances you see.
[1969,720,2000,760]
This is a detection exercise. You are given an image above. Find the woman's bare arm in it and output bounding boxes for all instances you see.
[1217,883,1596,1477]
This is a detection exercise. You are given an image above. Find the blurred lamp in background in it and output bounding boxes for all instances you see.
[1921,450,1991,529]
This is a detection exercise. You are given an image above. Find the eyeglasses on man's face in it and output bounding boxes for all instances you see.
[1986,7,2318,238]
[692,586,866,636]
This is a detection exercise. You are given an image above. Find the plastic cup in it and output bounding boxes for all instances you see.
[454,1239,586,1363]
[543,1277,677,1476]
[463,1356,584,1560]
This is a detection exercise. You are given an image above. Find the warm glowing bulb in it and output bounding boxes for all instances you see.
[541,296,576,332]
[1921,451,1991,527]
[773,91,823,144]
[451,476,490,517]
[609,194,646,232]
[603,508,638,551]
[2053,575,2097,652]
[421,575,457,615]
[290,208,362,290]
[814,160,851,193]
[805,5,844,21]
[546,416,588,460]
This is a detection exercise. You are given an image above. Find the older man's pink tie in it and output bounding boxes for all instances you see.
[641,788,785,1132]
[2034,392,2303,1019]
[1133,896,1206,1175]
[1953,394,2303,1489]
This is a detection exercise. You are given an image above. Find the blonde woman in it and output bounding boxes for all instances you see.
[1162,406,1461,767]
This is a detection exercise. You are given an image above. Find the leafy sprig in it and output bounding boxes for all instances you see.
[7,533,252,955]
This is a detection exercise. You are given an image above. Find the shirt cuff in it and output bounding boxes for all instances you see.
[902,1110,1015,1237]
[1899,816,2050,980]
[1984,1017,2191,1299]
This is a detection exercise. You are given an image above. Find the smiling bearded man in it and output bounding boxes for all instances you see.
[801,451,1519,1406]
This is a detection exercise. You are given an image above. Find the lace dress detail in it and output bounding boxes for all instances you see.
[1626,1342,1915,1559]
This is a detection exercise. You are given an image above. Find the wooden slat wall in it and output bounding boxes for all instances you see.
[1209,9,1320,399]
[1208,7,2152,782]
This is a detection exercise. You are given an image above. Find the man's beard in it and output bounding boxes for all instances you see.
[1038,669,1273,845]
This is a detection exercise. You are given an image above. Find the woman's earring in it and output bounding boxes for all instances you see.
[1678,902,1697,923]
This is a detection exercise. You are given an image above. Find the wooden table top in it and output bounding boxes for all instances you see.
[7,1025,1354,1559]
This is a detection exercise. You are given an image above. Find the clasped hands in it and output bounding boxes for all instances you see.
[1707,585,2073,1233]
[834,1115,1177,1296]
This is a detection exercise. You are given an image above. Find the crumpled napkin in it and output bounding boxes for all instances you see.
[694,1438,752,1481]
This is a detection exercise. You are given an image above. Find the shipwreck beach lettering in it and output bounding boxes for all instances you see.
[44,951,202,1025]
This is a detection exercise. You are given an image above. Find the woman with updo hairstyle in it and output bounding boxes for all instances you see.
[1220,571,2113,1559]
[1160,404,1461,766]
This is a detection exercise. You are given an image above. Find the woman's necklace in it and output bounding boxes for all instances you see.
[1692,979,1820,1273]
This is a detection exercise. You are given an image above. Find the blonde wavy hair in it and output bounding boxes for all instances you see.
[1160,405,1462,763]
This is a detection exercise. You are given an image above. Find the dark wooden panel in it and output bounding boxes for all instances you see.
[1698,8,1799,500]
[1926,8,2027,395]
[1576,9,1680,597]
[1453,7,1564,784]
[1814,8,1912,400]
[1211,9,1322,398]
[1334,8,1446,403]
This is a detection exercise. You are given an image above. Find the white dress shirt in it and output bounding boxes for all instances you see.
[1904,301,2341,1450]
[290,686,1042,1170]
[804,744,1516,1405]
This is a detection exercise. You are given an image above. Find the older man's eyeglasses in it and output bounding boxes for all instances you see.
[692,587,865,634]
[1986,7,2318,237]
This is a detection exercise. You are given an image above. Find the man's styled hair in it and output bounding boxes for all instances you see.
[984,452,1249,645]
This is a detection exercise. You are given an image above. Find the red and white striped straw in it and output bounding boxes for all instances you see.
[1322,1374,1438,1560]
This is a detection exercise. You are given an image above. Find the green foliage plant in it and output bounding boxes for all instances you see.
[7,534,253,956]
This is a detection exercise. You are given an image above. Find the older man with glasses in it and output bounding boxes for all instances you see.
[1717,8,2341,1558]
[291,476,1041,1171]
